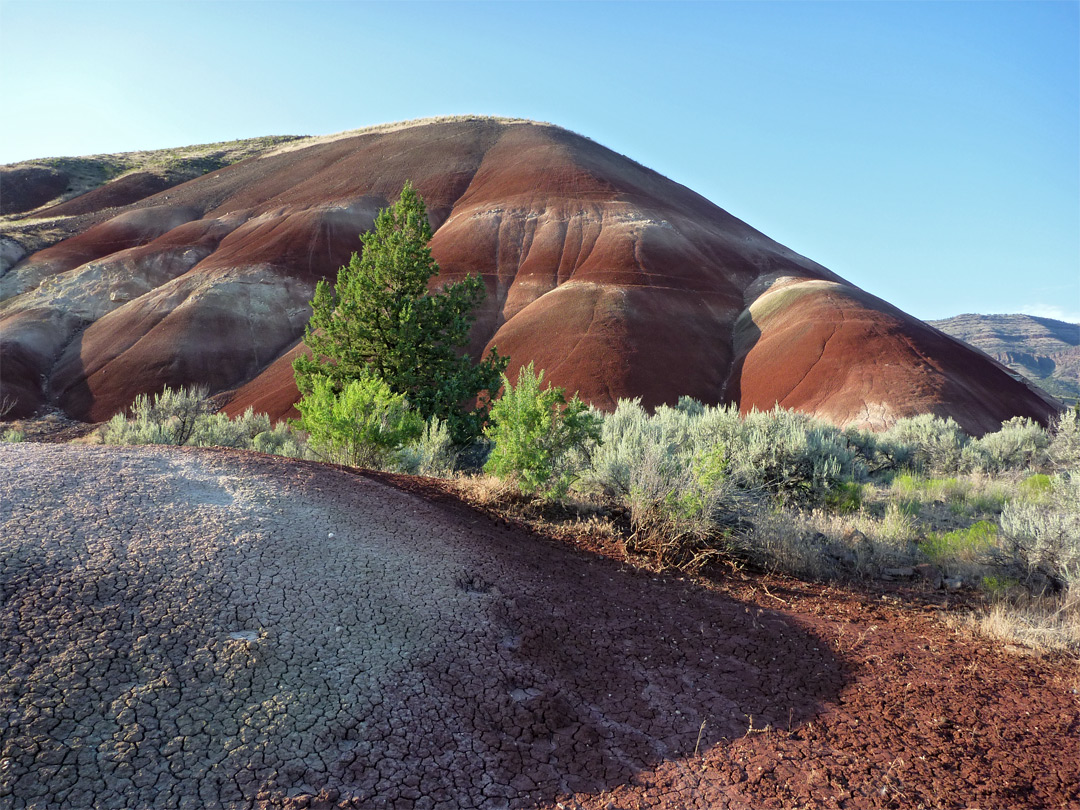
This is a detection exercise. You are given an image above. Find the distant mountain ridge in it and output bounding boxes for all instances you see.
[930,314,1079,405]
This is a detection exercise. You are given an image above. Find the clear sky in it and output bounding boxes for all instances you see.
[2,0,1077,323]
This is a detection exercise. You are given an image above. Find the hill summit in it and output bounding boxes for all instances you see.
[0,116,1060,433]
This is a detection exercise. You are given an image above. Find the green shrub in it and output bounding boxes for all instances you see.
[962,417,1049,474]
[96,385,310,458]
[579,399,735,566]
[842,426,905,474]
[250,423,309,458]
[881,414,967,475]
[589,400,863,505]
[581,399,877,569]
[483,363,601,499]
[101,385,213,446]
[981,574,1021,596]
[1,429,25,443]
[998,473,1080,589]
[584,397,704,497]
[294,371,423,469]
[624,441,737,565]
[191,411,251,449]
[192,407,308,454]
[719,407,860,502]
[397,417,457,477]
[1048,408,1080,472]
[217,407,273,445]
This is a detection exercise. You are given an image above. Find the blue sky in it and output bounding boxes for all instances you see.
[2,0,1077,323]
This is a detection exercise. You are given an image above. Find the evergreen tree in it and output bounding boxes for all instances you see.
[293,181,506,443]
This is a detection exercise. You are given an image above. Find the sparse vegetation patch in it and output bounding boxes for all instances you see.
[61,375,1080,653]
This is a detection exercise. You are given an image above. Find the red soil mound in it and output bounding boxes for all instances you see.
[0,118,1060,431]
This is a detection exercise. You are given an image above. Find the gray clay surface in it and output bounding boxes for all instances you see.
[0,444,841,809]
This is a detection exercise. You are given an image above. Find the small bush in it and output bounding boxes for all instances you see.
[294,372,423,468]
[397,417,457,477]
[998,473,1080,591]
[484,363,601,499]
[1,429,25,443]
[881,414,967,475]
[584,397,701,498]
[843,426,905,474]
[589,400,864,506]
[981,575,1022,596]
[100,386,311,458]
[962,417,1049,474]
[720,407,859,502]
[191,412,251,449]
[251,423,309,458]
[740,506,846,581]
[624,442,738,568]
[1048,408,1080,472]
[101,385,213,446]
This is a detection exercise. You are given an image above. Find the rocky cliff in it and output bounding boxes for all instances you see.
[930,313,1079,405]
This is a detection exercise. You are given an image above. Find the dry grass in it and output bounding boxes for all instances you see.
[741,500,923,582]
[887,472,1010,522]
[946,590,1080,656]
[2,135,303,225]
[260,115,559,158]
[449,472,518,507]
[4,134,302,173]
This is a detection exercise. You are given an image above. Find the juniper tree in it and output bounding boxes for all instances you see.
[293,181,506,443]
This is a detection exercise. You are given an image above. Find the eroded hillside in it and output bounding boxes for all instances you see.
[0,117,1059,433]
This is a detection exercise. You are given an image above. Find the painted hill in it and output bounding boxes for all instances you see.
[930,314,1080,405]
[0,117,1060,433]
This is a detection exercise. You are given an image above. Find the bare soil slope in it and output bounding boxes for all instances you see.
[1,444,1076,809]
[0,118,1058,432]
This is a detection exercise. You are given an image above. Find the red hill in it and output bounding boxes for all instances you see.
[0,117,1059,433]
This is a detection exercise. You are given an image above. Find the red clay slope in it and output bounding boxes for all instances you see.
[0,117,1059,432]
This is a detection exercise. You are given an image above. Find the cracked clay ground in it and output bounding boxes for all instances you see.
[1,444,1077,809]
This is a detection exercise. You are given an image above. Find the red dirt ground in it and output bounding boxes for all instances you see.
[367,471,1080,810]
